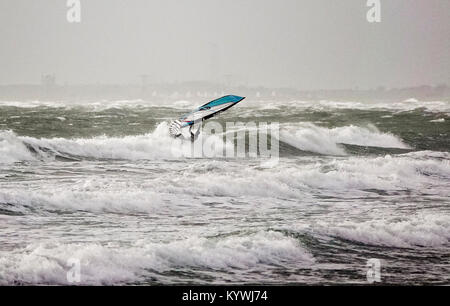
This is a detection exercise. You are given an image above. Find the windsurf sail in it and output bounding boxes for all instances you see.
[178,95,245,128]
[169,95,245,138]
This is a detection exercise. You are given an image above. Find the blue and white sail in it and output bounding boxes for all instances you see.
[169,95,245,138]
[179,95,245,127]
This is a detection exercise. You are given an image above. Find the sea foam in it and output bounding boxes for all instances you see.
[0,231,313,285]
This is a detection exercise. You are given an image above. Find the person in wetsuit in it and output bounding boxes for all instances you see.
[169,120,201,142]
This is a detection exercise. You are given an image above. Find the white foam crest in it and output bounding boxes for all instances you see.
[0,184,165,214]
[400,150,450,159]
[292,155,450,193]
[160,170,309,199]
[1,172,307,213]
[0,130,37,163]
[0,123,230,163]
[0,231,313,285]
[0,99,153,110]
[279,123,410,155]
[2,99,449,113]
[0,99,201,111]
[21,123,179,160]
[157,155,450,198]
[430,118,445,123]
[330,124,410,148]
[2,154,448,212]
[239,99,450,114]
[315,214,450,248]
[280,124,346,155]
[313,99,450,113]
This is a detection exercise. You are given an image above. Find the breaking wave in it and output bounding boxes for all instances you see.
[0,231,314,285]
[0,122,411,163]
[0,124,231,163]
[280,99,450,114]
[314,214,450,248]
[1,98,449,113]
[279,123,410,155]
[1,153,448,216]
[164,154,450,198]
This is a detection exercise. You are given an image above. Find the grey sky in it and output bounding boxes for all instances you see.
[0,0,449,89]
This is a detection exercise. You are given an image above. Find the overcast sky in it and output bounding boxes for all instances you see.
[0,0,449,89]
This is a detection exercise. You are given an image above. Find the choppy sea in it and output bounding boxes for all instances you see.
[0,98,449,284]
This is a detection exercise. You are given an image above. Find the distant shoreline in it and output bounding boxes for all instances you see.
[0,83,448,102]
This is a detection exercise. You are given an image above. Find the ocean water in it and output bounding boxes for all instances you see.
[0,98,449,285]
